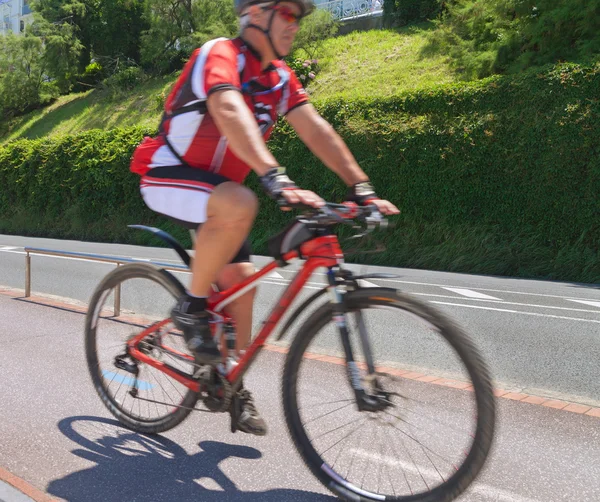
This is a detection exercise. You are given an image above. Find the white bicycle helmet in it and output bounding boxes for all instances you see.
[235,0,315,59]
[235,0,315,17]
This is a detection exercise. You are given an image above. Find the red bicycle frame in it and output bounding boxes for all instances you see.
[128,234,344,392]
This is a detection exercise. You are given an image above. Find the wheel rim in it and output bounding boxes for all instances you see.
[289,300,494,501]
[88,269,197,424]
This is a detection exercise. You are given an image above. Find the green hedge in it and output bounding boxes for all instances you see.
[0,62,599,282]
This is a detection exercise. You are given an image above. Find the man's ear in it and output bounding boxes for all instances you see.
[247,4,263,22]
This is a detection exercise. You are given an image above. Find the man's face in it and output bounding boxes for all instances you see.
[256,2,302,57]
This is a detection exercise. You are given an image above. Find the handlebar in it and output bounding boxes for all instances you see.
[280,200,389,232]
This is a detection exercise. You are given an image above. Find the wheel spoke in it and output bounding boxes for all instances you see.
[302,401,354,427]
[386,415,460,470]
[321,417,368,457]
[86,264,198,433]
[288,294,494,500]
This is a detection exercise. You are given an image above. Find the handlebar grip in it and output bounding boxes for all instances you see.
[276,198,315,211]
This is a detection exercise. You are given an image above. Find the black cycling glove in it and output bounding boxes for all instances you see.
[259,167,298,201]
[346,181,380,205]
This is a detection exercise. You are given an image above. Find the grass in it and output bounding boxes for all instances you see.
[308,23,457,100]
[1,75,177,144]
[1,23,458,144]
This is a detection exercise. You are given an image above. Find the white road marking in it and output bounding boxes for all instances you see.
[411,293,600,315]
[380,278,600,302]
[430,301,600,324]
[4,249,600,320]
[442,287,501,300]
[358,279,379,288]
[567,299,600,309]
[349,449,542,502]
[279,269,600,303]
[254,281,600,317]
[261,280,321,291]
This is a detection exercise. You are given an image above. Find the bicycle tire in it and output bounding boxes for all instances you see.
[85,262,199,434]
[282,287,495,502]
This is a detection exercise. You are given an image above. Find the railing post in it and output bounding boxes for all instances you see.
[114,262,121,317]
[25,251,31,297]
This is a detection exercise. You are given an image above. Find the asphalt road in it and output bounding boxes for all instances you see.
[1,234,600,404]
[1,234,600,501]
[0,296,599,501]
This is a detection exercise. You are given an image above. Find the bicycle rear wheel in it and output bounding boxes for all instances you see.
[85,263,199,434]
[283,288,495,502]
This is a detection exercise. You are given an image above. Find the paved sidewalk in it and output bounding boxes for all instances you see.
[0,480,36,502]
[0,468,52,502]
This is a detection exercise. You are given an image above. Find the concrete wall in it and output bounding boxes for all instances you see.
[338,12,384,35]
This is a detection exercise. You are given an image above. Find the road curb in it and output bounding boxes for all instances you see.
[262,344,600,418]
[2,287,599,419]
[0,467,55,502]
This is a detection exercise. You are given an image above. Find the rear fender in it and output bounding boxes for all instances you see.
[128,225,191,268]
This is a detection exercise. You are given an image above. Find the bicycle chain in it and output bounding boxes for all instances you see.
[128,333,234,414]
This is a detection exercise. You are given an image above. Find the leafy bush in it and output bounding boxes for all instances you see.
[286,58,319,87]
[384,0,444,27]
[0,33,55,120]
[427,0,600,79]
[71,61,105,92]
[1,62,599,282]
[102,66,148,93]
[292,8,338,60]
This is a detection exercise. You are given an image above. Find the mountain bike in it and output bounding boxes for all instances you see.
[85,202,495,502]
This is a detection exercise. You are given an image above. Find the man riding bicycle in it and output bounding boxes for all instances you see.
[130,0,399,436]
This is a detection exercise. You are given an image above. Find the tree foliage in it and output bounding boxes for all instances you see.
[428,0,600,78]
[31,0,147,81]
[384,0,444,27]
[0,33,56,120]
[292,8,338,60]
[140,0,238,74]
[31,0,91,74]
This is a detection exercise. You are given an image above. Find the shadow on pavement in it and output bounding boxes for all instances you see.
[48,416,335,502]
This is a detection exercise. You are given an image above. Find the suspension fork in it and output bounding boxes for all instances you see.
[327,268,380,411]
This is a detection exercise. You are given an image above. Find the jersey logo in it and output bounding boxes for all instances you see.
[254,102,275,134]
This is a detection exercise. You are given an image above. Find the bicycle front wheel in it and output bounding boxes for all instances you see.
[283,288,495,502]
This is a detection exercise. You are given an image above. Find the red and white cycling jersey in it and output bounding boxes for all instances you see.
[130,37,309,183]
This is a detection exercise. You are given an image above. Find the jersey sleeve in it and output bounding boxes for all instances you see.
[201,40,242,97]
[280,68,310,116]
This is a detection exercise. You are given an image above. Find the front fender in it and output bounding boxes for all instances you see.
[274,273,400,341]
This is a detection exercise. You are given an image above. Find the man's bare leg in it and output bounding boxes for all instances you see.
[171,182,257,365]
[216,261,267,436]
[190,183,258,296]
[216,262,256,356]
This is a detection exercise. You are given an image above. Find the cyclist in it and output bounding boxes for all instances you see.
[130,0,399,436]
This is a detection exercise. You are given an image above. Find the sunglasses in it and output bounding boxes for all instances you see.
[272,5,302,24]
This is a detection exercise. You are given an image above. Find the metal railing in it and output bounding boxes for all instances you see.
[317,0,384,20]
[24,247,189,317]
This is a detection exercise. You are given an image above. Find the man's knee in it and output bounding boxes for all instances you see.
[209,183,258,221]
[218,262,256,292]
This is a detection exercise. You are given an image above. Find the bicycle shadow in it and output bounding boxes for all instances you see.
[48,416,335,502]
